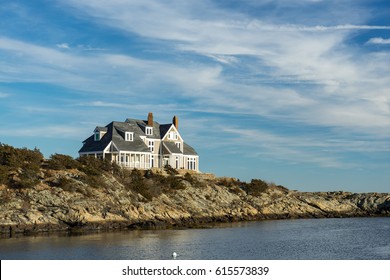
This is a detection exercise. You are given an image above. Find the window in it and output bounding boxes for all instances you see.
[150,155,154,168]
[175,156,179,169]
[169,131,178,140]
[187,157,196,170]
[146,127,153,135]
[94,132,100,141]
[175,142,181,149]
[125,132,133,141]
[148,140,154,152]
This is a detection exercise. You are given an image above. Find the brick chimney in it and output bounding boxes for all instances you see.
[172,115,178,129]
[147,112,153,126]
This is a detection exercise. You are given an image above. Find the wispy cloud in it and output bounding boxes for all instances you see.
[1,0,389,175]
[56,43,70,49]
[1,125,86,138]
[367,37,390,44]
[220,126,390,168]
[0,93,10,98]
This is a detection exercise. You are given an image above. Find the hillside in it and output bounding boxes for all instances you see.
[0,144,389,237]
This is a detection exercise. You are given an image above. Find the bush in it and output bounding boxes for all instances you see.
[164,164,178,175]
[46,154,80,170]
[243,179,269,196]
[0,143,43,169]
[183,172,206,188]
[0,165,9,185]
[77,156,116,176]
[0,143,43,188]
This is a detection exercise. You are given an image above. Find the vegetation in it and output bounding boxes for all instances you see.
[0,143,43,188]
[243,179,270,196]
[45,153,80,170]
[0,143,286,199]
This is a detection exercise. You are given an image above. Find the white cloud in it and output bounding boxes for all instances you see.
[220,126,389,168]
[2,1,389,169]
[0,36,223,95]
[56,43,70,49]
[0,93,10,98]
[1,125,86,138]
[367,37,390,45]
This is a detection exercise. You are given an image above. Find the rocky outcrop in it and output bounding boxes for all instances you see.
[0,171,389,237]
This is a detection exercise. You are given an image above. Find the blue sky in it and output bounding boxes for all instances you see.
[1,0,389,192]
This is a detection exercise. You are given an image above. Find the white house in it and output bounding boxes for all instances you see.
[78,113,199,171]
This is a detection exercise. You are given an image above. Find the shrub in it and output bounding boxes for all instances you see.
[0,143,43,170]
[0,143,43,188]
[46,154,80,170]
[0,165,9,185]
[183,172,206,188]
[12,168,41,188]
[164,164,178,175]
[77,156,119,175]
[243,179,269,196]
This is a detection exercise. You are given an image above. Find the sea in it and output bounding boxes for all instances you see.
[0,217,389,260]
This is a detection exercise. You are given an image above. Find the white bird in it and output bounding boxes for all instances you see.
[172,252,177,259]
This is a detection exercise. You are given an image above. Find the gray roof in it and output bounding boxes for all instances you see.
[162,142,182,154]
[95,126,107,132]
[183,142,198,156]
[79,118,198,156]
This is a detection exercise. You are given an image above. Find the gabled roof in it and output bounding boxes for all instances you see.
[79,121,149,154]
[79,117,199,156]
[95,126,107,132]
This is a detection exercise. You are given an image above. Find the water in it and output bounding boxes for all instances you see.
[0,217,389,260]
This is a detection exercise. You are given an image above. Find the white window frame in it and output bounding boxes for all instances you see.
[175,142,181,149]
[187,157,196,170]
[146,127,153,136]
[125,132,134,141]
[148,140,154,152]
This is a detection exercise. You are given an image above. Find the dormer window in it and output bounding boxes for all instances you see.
[146,127,153,136]
[125,132,134,141]
[93,126,107,142]
[169,131,178,140]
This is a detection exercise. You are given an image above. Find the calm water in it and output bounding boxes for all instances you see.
[0,217,389,260]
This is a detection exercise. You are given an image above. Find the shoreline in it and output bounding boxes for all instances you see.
[1,165,389,239]
[1,211,388,239]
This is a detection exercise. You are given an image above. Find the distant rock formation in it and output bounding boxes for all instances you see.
[0,169,389,237]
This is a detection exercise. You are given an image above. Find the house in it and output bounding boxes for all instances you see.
[78,113,199,171]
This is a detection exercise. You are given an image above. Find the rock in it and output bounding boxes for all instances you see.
[0,170,389,237]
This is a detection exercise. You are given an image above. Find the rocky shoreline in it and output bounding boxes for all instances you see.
[1,169,389,238]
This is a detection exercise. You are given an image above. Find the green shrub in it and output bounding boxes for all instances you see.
[0,143,43,188]
[0,143,43,169]
[46,154,80,170]
[77,156,118,176]
[243,179,269,196]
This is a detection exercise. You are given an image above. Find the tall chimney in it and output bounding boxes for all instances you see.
[172,115,178,129]
[147,112,153,126]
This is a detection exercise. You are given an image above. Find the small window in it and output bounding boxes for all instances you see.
[175,142,181,149]
[148,140,154,152]
[169,131,178,140]
[94,132,100,141]
[146,127,153,136]
[125,132,133,141]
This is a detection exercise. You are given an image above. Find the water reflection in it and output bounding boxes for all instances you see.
[0,218,389,260]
